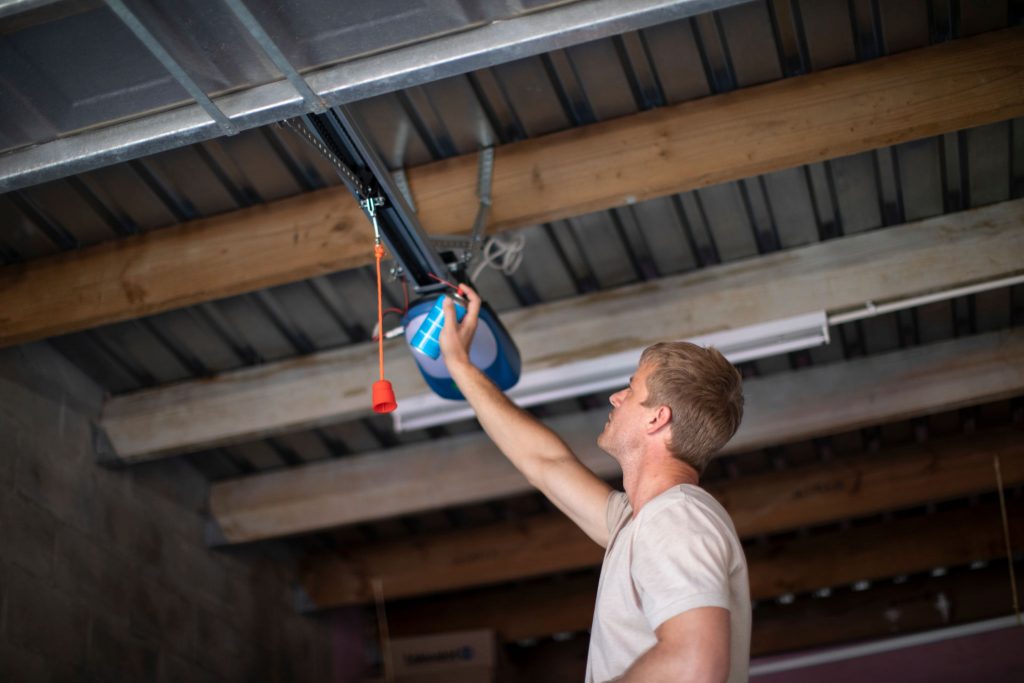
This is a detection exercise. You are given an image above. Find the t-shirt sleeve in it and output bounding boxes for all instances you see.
[606,491,631,535]
[631,501,734,631]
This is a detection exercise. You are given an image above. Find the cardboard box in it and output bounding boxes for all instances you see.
[365,630,496,683]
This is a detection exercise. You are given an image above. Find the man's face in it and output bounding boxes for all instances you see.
[597,362,657,459]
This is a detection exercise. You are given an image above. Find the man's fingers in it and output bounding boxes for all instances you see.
[441,294,474,340]
[439,291,478,363]
[452,285,480,346]
[438,296,460,358]
[459,284,483,324]
[441,296,458,331]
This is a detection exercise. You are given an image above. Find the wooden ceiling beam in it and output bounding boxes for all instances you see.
[379,508,1022,646]
[101,198,1024,462]
[747,565,1020,658]
[208,328,1024,544]
[387,573,599,645]
[298,432,1024,607]
[745,498,1023,600]
[2,29,1022,348]
[586,564,1020,661]
[495,575,1022,681]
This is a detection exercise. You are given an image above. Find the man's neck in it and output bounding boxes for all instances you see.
[622,450,699,515]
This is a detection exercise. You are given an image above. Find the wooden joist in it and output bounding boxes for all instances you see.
[298,429,1024,607]
[383,515,1023,647]
[745,498,1024,600]
[387,564,1021,652]
[102,199,1024,462]
[490,566,1023,677]
[747,565,1020,658]
[2,28,1022,348]
[209,328,1024,544]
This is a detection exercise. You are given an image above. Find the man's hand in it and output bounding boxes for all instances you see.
[438,284,482,367]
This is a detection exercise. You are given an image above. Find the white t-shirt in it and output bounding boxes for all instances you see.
[585,485,751,683]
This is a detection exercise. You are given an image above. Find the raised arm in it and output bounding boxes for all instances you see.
[438,285,613,546]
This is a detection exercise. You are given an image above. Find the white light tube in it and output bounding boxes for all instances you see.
[392,311,829,432]
[749,615,1019,676]
[827,273,1024,326]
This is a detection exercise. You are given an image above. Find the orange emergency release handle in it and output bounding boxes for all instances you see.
[370,216,396,413]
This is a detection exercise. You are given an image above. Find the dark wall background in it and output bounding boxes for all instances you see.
[0,342,333,681]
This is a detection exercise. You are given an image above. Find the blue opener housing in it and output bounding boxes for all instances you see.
[402,298,521,400]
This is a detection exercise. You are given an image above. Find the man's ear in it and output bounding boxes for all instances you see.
[647,404,672,434]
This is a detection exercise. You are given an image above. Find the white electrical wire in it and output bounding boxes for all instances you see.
[470,233,527,281]
[371,320,406,341]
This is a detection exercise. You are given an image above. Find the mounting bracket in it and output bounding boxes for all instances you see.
[285,109,452,295]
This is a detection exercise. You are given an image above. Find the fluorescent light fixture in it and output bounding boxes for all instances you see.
[392,311,829,432]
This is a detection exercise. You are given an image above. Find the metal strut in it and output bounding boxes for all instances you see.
[426,146,495,264]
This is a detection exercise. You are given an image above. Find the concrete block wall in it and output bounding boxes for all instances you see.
[0,343,333,681]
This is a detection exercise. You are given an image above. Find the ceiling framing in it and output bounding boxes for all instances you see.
[1,0,1022,665]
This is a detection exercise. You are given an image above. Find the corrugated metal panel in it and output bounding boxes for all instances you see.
[0,0,574,155]
[0,0,1018,488]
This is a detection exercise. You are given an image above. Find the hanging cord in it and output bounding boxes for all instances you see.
[994,454,1022,625]
[363,196,397,413]
[371,278,409,341]
[375,242,386,379]
[471,233,526,281]
[361,197,388,381]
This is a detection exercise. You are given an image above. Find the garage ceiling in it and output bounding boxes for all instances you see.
[1,0,1021,658]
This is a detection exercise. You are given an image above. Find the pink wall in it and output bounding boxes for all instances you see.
[752,621,1024,683]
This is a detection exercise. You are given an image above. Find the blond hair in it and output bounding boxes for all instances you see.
[639,341,744,473]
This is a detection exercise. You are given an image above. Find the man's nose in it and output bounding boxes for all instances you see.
[609,389,623,407]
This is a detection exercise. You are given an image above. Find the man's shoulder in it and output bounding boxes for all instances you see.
[631,486,746,576]
[638,485,737,535]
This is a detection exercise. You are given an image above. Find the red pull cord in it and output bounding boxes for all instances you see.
[374,243,386,381]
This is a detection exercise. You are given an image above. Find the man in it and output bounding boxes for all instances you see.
[439,285,750,683]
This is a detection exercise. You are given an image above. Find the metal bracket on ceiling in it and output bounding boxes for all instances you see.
[391,169,417,213]
[107,0,330,135]
[427,146,496,262]
[470,145,495,246]
[221,0,328,114]
[280,115,505,293]
[282,109,452,294]
[105,0,237,136]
